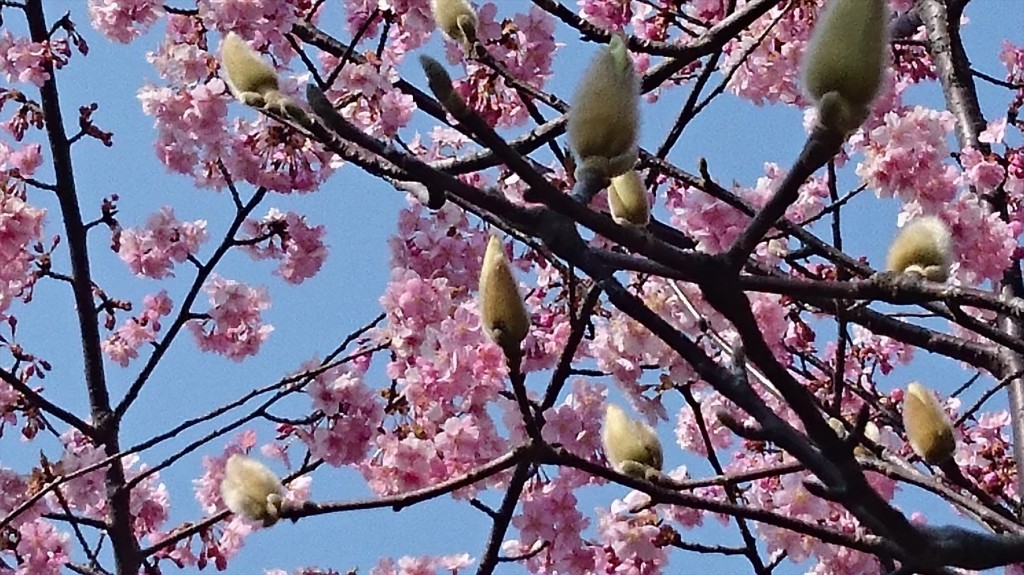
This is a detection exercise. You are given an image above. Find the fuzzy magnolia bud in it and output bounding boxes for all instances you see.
[479,235,529,360]
[802,0,887,134]
[567,35,640,185]
[220,33,301,117]
[902,382,956,465]
[431,0,478,50]
[885,216,953,282]
[602,403,663,477]
[608,170,650,226]
[220,454,284,526]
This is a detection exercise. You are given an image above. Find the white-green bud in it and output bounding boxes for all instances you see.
[567,35,640,184]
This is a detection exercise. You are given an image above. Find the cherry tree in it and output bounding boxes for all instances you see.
[0,0,1023,574]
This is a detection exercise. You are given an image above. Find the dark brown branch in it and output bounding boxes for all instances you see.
[0,368,94,436]
[475,461,532,575]
[25,1,139,571]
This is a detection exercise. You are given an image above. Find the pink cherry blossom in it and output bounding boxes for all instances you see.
[88,0,163,43]
[188,275,273,361]
[103,291,173,366]
[242,208,328,284]
[117,207,208,279]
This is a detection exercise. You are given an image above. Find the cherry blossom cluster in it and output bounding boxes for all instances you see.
[293,360,383,467]
[368,553,473,575]
[102,290,173,366]
[319,52,416,138]
[87,0,163,43]
[241,208,328,284]
[187,274,273,360]
[0,32,71,88]
[117,206,208,279]
[0,185,44,316]
[448,4,557,127]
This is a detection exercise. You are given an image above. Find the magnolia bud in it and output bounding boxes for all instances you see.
[608,170,650,227]
[220,454,284,526]
[802,0,887,134]
[827,417,848,440]
[567,35,640,186]
[902,382,956,465]
[220,33,301,117]
[431,0,478,51]
[479,235,529,360]
[602,403,663,477]
[885,216,953,282]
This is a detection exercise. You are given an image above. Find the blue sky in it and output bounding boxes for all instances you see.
[3,1,1023,573]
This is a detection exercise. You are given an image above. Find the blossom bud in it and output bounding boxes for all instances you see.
[220,33,301,117]
[220,454,284,526]
[608,170,650,227]
[602,403,663,477]
[479,235,529,360]
[802,0,887,134]
[854,420,881,457]
[567,35,640,185]
[885,216,953,282]
[431,0,478,51]
[902,382,956,465]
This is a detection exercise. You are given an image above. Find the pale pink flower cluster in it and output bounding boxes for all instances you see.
[389,201,489,291]
[577,0,632,31]
[594,492,668,575]
[226,112,338,193]
[629,2,670,43]
[137,79,231,180]
[665,164,826,260]
[0,186,44,315]
[0,467,40,529]
[0,142,43,181]
[855,106,960,210]
[367,205,531,494]
[675,387,736,456]
[54,429,170,538]
[102,290,173,367]
[955,410,1018,499]
[685,0,729,21]
[87,0,163,43]
[1008,148,1024,199]
[848,325,915,376]
[943,193,1019,284]
[146,30,216,85]
[540,380,606,463]
[999,40,1024,111]
[0,32,69,87]
[450,4,558,127]
[590,277,712,421]
[370,553,474,575]
[299,362,383,466]
[198,0,309,61]
[519,259,574,373]
[188,275,273,361]
[322,53,417,138]
[506,478,594,573]
[12,519,70,575]
[117,207,208,279]
[749,471,882,574]
[242,208,328,284]
[365,0,436,61]
[723,1,819,106]
[959,147,1006,194]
